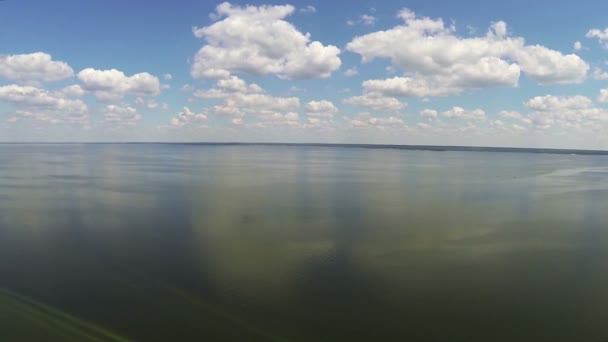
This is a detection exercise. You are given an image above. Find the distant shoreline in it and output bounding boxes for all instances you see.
[2,142,608,156]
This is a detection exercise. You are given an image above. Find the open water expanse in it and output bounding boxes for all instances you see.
[1,144,608,341]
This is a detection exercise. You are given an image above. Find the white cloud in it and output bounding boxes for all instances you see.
[146,101,158,110]
[256,111,301,127]
[499,111,524,120]
[416,122,432,130]
[191,2,341,79]
[223,93,298,112]
[525,95,592,112]
[500,110,532,125]
[574,41,582,51]
[359,15,377,26]
[136,97,166,110]
[420,109,438,119]
[348,14,377,27]
[349,112,406,129]
[592,68,608,80]
[361,76,464,97]
[7,109,88,125]
[0,52,74,83]
[305,100,338,118]
[193,76,300,118]
[212,104,245,117]
[0,84,86,112]
[586,28,608,48]
[170,107,208,127]
[59,84,86,97]
[512,45,588,84]
[163,73,173,81]
[181,84,195,93]
[77,68,160,101]
[0,84,88,123]
[598,89,608,103]
[511,124,527,131]
[346,9,588,97]
[489,119,529,134]
[299,5,316,14]
[103,105,141,125]
[443,107,486,121]
[344,93,405,112]
[216,76,264,94]
[523,95,608,128]
[344,67,358,77]
[385,66,397,75]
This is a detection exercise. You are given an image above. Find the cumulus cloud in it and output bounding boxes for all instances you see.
[349,112,406,129]
[103,105,141,125]
[0,52,74,83]
[598,89,608,103]
[586,28,608,48]
[490,119,529,134]
[344,93,405,112]
[525,95,592,112]
[170,107,208,127]
[191,2,341,80]
[0,84,86,112]
[77,68,160,101]
[443,107,486,121]
[59,84,86,97]
[361,76,464,97]
[574,41,582,51]
[592,68,608,80]
[193,76,300,118]
[136,97,167,110]
[216,76,264,94]
[523,95,608,128]
[346,9,588,98]
[256,111,301,128]
[214,92,298,114]
[512,45,588,84]
[305,100,338,118]
[0,84,88,123]
[500,110,532,125]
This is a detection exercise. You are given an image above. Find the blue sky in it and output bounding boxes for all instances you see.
[1,0,608,148]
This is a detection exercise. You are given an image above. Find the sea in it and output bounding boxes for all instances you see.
[1,143,608,341]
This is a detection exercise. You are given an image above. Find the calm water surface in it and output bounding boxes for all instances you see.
[1,144,608,341]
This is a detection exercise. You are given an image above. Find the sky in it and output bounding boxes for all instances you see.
[2,0,608,148]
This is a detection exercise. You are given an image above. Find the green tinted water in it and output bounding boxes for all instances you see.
[1,144,608,341]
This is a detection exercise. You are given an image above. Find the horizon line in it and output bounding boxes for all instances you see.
[1,142,608,156]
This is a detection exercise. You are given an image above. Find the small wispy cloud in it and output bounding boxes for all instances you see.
[347,14,377,26]
[300,5,316,14]
[344,67,358,77]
